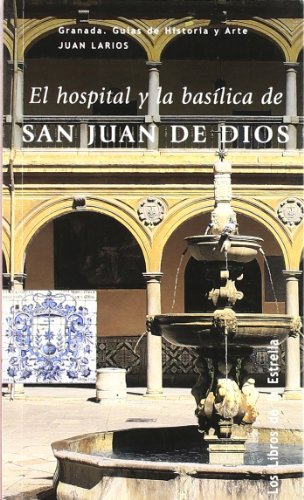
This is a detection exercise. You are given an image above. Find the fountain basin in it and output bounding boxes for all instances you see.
[185,235,263,263]
[52,427,303,500]
[150,313,292,348]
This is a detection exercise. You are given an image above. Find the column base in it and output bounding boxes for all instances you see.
[282,389,303,400]
[144,390,165,399]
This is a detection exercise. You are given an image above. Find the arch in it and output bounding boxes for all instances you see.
[2,218,10,269]
[292,223,304,269]
[19,18,149,60]
[2,251,9,290]
[7,16,303,63]
[25,211,146,290]
[3,23,13,58]
[224,19,293,62]
[162,24,284,61]
[14,196,152,272]
[299,258,303,318]
[3,44,12,117]
[2,250,8,274]
[294,42,304,63]
[229,18,303,63]
[153,196,292,271]
[231,197,292,267]
[158,18,294,62]
[26,23,146,60]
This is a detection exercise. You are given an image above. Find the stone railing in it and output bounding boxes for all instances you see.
[4,114,304,150]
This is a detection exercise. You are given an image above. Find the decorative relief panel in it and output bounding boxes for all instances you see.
[277,198,304,228]
[2,290,96,383]
[137,197,166,227]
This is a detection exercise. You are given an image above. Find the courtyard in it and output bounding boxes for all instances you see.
[2,386,303,499]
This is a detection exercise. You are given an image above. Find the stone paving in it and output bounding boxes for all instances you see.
[2,386,303,499]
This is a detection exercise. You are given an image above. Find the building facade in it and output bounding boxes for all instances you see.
[2,0,303,394]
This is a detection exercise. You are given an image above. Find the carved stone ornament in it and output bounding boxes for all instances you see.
[213,308,238,334]
[277,198,304,228]
[289,316,302,338]
[138,197,165,227]
[214,378,241,420]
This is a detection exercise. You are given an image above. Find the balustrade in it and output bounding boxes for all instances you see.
[4,114,303,149]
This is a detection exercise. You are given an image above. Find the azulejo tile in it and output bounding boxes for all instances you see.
[2,290,96,384]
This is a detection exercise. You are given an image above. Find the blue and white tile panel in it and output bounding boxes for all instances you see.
[2,290,97,384]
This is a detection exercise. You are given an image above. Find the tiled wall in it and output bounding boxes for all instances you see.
[97,336,289,387]
[2,290,97,384]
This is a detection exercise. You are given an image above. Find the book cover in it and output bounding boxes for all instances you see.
[2,1,303,498]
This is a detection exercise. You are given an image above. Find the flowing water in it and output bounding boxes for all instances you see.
[259,248,280,313]
[224,249,228,273]
[224,332,228,382]
[224,249,229,381]
[171,248,188,311]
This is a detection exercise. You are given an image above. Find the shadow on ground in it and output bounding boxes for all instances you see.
[4,487,56,500]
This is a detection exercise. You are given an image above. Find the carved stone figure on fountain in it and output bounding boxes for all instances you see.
[191,357,211,408]
[194,352,259,440]
[241,378,259,424]
[208,269,244,308]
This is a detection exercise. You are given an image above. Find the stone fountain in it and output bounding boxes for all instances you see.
[51,155,302,499]
[150,153,300,465]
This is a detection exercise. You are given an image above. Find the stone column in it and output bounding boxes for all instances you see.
[282,270,302,399]
[13,273,27,291]
[146,62,161,150]
[9,60,24,147]
[80,122,88,148]
[143,272,163,395]
[2,273,26,291]
[15,61,24,122]
[6,272,26,399]
[284,62,299,150]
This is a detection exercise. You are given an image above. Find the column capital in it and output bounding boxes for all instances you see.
[146,61,162,68]
[283,62,300,71]
[3,273,27,290]
[8,60,25,70]
[2,273,10,288]
[14,273,27,290]
[142,272,163,284]
[282,269,302,280]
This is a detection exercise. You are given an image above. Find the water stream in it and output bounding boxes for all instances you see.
[224,249,229,382]
[224,249,228,273]
[259,248,280,313]
[171,248,188,311]
[224,332,228,382]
